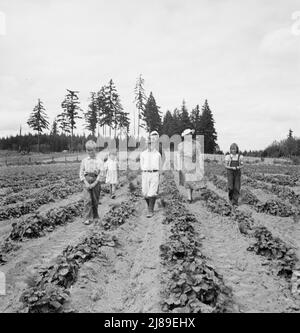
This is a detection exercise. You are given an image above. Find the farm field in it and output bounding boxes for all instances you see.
[0,161,299,313]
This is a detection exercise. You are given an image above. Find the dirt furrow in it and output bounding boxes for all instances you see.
[174,176,299,312]
[67,198,167,313]
[0,187,129,313]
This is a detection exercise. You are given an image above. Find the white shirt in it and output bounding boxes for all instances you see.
[225,154,244,165]
[79,156,104,181]
[140,149,161,171]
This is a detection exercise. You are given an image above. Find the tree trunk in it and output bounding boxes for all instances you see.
[37,132,40,153]
[71,127,73,152]
[134,109,136,137]
[138,109,140,141]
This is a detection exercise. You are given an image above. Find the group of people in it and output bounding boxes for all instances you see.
[79,130,244,225]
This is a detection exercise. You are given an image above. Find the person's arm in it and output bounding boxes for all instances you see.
[90,159,103,188]
[140,152,144,171]
[158,152,162,176]
[80,160,92,189]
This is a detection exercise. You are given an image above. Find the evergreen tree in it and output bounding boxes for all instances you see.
[178,100,192,133]
[103,79,124,138]
[141,92,162,133]
[134,74,147,139]
[162,110,177,137]
[60,89,82,151]
[172,108,182,135]
[200,99,218,153]
[57,111,71,135]
[51,118,58,136]
[85,92,98,137]
[190,104,202,135]
[27,99,49,152]
[96,86,107,136]
[286,129,297,157]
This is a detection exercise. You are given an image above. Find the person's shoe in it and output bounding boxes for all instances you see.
[111,194,116,199]
[83,219,92,225]
[188,199,193,204]
[146,212,153,218]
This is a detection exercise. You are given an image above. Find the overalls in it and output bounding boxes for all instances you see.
[227,154,241,206]
[83,173,101,219]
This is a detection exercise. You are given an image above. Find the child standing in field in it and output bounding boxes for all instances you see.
[224,143,244,207]
[105,150,119,199]
[79,140,104,225]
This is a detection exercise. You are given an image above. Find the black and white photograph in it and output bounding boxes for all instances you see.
[0,0,300,315]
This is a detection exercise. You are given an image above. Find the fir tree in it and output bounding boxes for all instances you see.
[96,86,107,136]
[178,100,192,133]
[162,110,177,137]
[142,92,162,133]
[85,92,98,137]
[61,89,82,151]
[51,118,58,136]
[172,108,182,135]
[103,79,124,138]
[57,111,71,135]
[190,104,202,135]
[27,99,49,152]
[134,74,147,139]
[200,99,218,153]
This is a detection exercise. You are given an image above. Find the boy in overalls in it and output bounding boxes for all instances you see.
[79,140,104,225]
[224,143,244,207]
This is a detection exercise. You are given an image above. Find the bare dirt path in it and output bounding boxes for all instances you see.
[66,197,168,313]
[0,185,129,313]
[174,173,299,312]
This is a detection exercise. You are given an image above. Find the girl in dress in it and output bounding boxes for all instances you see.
[105,150,119,199]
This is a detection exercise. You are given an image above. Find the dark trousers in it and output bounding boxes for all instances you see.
[83,174,101,219]
[227,169,241,205]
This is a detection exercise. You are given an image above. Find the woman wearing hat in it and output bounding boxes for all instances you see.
[140,131,162,217]
[224,143,244,207]
[177,129,205,203]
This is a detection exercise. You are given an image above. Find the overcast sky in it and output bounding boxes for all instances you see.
[0,0,300,151]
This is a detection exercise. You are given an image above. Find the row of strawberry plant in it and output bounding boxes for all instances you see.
[243,170,299,187]
[0,180,83,221]
[243,176,300,208]
[197,180,298,283]
[160,172,234,313]
[0,199,84,264]
[209,175,298,217]
[20,176,141,312]
[20,232,118,313]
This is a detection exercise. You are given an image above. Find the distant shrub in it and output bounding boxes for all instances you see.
[291,156,300,165]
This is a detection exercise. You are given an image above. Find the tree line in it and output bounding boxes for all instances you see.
[1,74,221,154]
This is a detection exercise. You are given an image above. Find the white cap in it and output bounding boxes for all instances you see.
[181,128,194,137]
[150,130,159,136]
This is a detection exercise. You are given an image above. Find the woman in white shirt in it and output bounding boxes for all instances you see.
[177,129,205,203]
[224,143,244,207]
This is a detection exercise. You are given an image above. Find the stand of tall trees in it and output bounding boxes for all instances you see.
[161,99,218,153]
